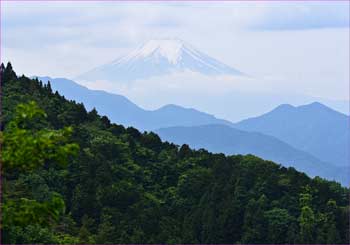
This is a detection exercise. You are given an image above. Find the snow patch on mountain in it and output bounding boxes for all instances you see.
[76,39,245,82]
[115,39,185,65]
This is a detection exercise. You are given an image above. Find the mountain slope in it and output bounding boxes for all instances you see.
[234,103,349,167]
[75,39,244,82]
[3,63,349,244]
[156,124,349,186]
[36,76,233,130]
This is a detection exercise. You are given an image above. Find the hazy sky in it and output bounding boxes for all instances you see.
[1,1,349,105]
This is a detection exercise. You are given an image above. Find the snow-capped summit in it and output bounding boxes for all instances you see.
[76,38,244,82]
[118,39,187,65]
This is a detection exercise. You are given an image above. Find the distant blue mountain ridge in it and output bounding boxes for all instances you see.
[35,76,233,130]
[35,76,349,186]
[234,102,349,167]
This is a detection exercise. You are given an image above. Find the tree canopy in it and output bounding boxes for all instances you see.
[1,63,349,244]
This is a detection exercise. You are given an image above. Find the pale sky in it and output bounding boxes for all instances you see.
[1,1,349,119]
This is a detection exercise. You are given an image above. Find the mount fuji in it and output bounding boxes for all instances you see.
[76,39,244,82]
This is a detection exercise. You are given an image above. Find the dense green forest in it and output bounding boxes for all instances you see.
[1,63,349,244]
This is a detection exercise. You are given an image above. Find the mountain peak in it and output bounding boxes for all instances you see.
[297,102,344,115]
[76,38,244,82]
[274,104,295,110]
[137,39,186,64]
[118,38,194,65]
[302,102,327,109]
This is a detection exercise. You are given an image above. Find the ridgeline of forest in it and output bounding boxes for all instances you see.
[1,63,349,244]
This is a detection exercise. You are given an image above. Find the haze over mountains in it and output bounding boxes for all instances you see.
[36,77,233,130]
[36,76,349,185]
[73,39,348,122]
[76,39,244,82]
[33,35,349,187]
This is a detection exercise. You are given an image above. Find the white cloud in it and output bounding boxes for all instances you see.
[1,1,349,111]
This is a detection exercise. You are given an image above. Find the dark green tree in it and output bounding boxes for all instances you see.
[264,208,295,243]
[241,195,267,243]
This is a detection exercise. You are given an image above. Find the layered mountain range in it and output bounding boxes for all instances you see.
[32,37,349,186]
[36,76,349,185]
[36,77,233,130]
[73,39,348,122]
[235,102,349,167]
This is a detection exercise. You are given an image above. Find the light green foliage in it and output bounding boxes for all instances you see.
[3,193,65,231]
[298,187,315,243]
[299,206,315,243]
[1,100,79,243]
[2,101,79,171]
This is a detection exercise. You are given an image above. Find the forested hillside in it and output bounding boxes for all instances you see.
[1,63,349,244]
[156,124,349,185]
